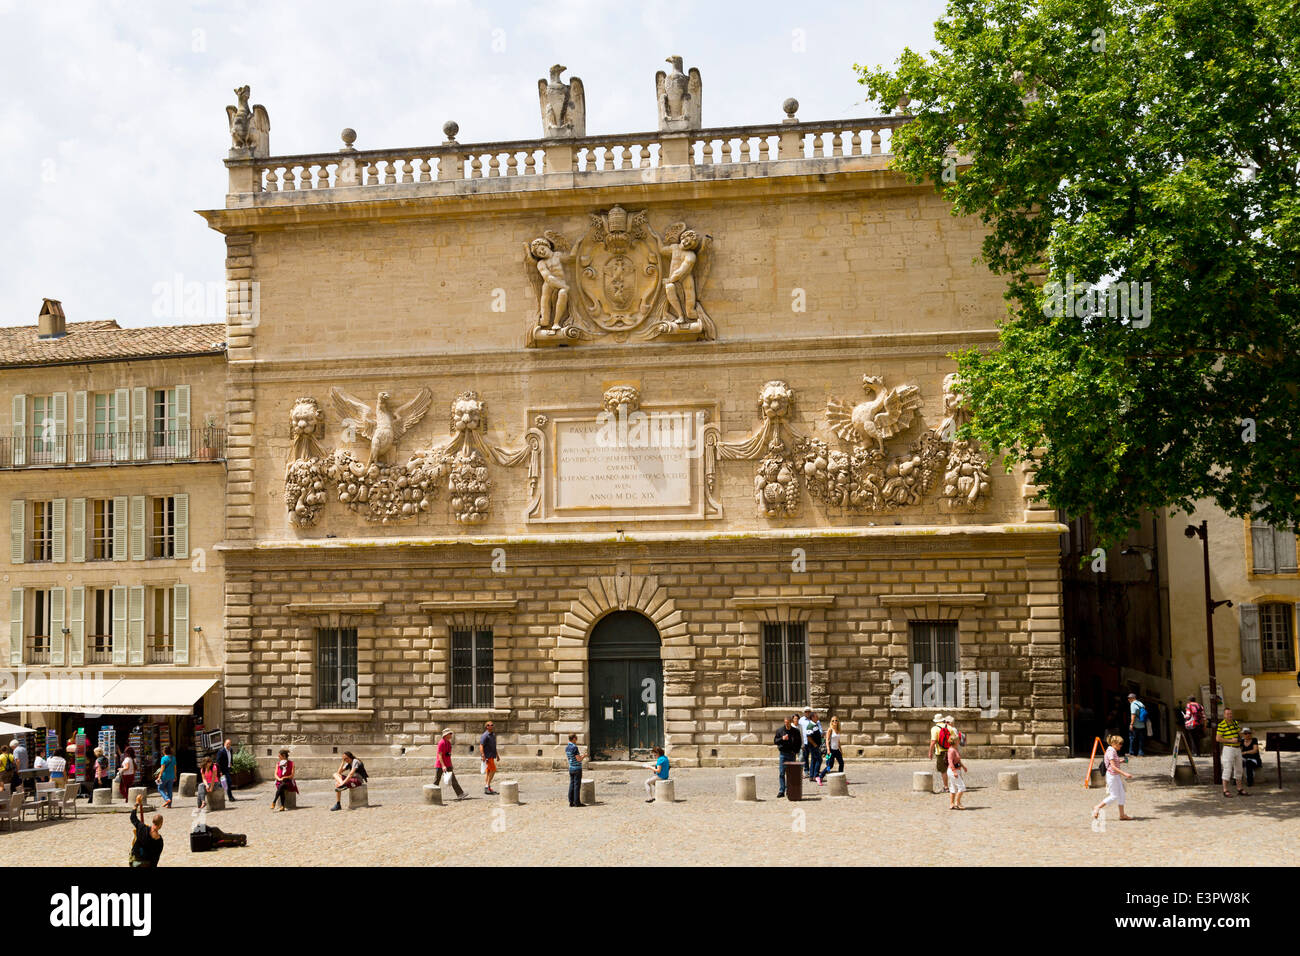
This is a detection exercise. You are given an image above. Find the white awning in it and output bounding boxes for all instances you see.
[0,678,113,713]
[97,678,218,716]
[0,720,34,736]
[0,677,216,716]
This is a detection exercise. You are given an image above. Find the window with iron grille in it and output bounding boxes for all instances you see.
[762,621,807,707]
[30,501,53,562]
[451,627,494,708]
[150,496,175,558]
[910,621,959,676]
[316,627,358,709]
[1261,603,1296,673]
[91,499,115,560]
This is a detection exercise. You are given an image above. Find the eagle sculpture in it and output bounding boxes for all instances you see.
[655,56,702,130]
[825,376,924,451]
[226,85,270,157]
[329,387,433,467]
[538,64,585,138]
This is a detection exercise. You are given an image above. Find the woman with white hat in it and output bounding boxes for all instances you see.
[435,729,466,800]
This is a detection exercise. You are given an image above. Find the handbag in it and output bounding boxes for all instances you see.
[480,760,487,775]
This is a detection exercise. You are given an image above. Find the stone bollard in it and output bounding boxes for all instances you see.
[580,778,595,805]
[344,784,369,809]
[423,784,443,805]
[205,786,225,811]
[179,773,197,797]
[128,786,148,805]
[913,771,938,793]
[1089,768,1106,788]
[283,789,298,809]
[735,773,757,802]
[1173,764,1196,786]
[998,771,1020,791]
[499,780,520,805]
[827,772,848,797]
[654,778,675,803]
[92,788,113,806]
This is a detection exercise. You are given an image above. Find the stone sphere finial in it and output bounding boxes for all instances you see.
[442,120,460,143]
[783,97,799,118]
[340,128,357,151]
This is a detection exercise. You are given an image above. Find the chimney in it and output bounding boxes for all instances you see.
[38,299,66,339]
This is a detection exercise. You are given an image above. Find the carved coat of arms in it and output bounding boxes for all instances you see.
[575,206,661,330]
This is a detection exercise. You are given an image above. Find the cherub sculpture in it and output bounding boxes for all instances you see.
[661,223,708,324]
[526,231,574,331]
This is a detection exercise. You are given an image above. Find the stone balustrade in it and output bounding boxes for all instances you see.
[229,116,909,201]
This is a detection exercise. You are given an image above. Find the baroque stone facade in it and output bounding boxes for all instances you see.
[203,75,1068,773]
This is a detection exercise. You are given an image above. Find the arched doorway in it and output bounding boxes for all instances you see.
[589,610,663,760]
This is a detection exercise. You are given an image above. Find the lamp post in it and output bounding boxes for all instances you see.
[1184,520,1233,783]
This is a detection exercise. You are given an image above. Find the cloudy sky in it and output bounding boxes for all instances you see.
[2,0,947,328]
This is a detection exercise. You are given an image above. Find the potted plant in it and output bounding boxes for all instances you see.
[231,745,258,789]
[199,414,220,460]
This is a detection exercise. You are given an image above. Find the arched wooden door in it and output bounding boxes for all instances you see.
[589,611,664,760]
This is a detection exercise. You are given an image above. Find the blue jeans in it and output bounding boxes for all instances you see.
[568,769,582,805]
[158,777,174,802]
[823,749,844,775]
[778,754,797,795]
[808,749,823,780]
[1129,726,1146,756]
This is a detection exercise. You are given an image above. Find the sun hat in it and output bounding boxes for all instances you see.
[932,714,945,724]
[441,729,454,738]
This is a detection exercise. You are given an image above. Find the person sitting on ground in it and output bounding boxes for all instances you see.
[128,793,164,867]
[330,751,367,811]
[1241,728,1262,788]
[271,749,298,811]
[643,746,670,803]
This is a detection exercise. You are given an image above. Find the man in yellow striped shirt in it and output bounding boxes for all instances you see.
[1216,707,1248,796]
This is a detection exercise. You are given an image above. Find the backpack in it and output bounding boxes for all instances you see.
[937,727,952,749]
[1137,703,1149,724]
[355,760,368,782]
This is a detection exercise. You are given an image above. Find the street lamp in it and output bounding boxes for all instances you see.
[1184,521,1233,783]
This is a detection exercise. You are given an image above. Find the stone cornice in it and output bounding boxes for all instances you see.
[285,601,384,614]
[878,593,989,607]
[730,595,837,610]
[419,600,519,613]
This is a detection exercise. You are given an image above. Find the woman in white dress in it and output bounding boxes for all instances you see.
[1092,734,1134,821]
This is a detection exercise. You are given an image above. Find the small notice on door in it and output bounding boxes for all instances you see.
[646,702,657,717]
[604,707,614,720]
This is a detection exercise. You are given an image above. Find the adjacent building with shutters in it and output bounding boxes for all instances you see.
[1167,502,1300,731]
[0,301,228,759]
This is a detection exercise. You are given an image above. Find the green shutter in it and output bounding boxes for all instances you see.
[68,586,85,666]
[127,585,144,665]
[51,392,67,464]
[1240,603,1261,676]
[49,587,65,666]
[69,498,85,563]
[173,583,189,666]
[9,589,22,666]
[112,496,128,561]
[175,385,191,457]
[129,496,145,561]
[72,390,88,463]
[11,394,25,466]
[174,494,189,560]
[50,498,65,563]
[111,585,127,665]
[9,500,23,565]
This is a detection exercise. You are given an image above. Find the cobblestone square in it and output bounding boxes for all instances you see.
[9,758,1299,867]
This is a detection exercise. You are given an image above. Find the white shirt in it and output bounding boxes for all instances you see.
[797,717,812,745]
[828,730,840,751]
[46,755,67,776]
[33,755,47,770]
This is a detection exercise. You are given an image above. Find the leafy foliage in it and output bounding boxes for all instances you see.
[858,0,1300,544]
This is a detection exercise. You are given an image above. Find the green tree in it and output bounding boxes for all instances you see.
[859,0,1300,544]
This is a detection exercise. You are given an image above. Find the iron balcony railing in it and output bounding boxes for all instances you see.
[0,427,226,469]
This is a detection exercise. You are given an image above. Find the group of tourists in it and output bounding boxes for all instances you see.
[772,709,846,797]
[926,713,970,808]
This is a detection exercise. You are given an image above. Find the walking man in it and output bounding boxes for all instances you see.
[1127,693,1148,757]
[434,728,466,800]
[1217,707,1248,797]
[479,720,499,796]
[565,733,586,807]
[216,738,237,800]
[774,715,802,798]
[798,708,815,778]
